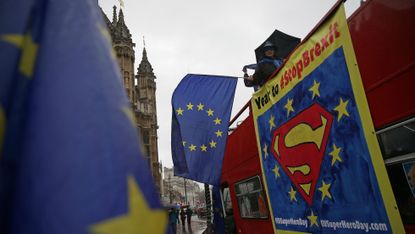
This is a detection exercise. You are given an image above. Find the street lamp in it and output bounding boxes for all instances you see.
[192,189,195,207]
[168,175,172,204]
[184,178,188,205]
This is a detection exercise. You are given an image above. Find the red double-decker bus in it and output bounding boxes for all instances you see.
[220,0,415,233]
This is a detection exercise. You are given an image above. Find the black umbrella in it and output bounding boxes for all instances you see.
[255,29,301,62]
[243,30,301,87]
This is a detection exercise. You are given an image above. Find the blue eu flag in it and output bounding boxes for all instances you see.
[0,0,167,233]
[171,74,237,185]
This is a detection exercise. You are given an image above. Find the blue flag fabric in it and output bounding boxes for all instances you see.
[212,186,225,234]
[171,74,237,185]
[0,0,167,233]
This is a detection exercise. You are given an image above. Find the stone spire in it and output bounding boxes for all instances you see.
[118,8,125,26]
[107,7,132,46]
[100,4,161,195]
[137,47,155,78]
[112,6,117,25]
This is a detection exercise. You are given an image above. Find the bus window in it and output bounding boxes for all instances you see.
[234,176,268,219]
[222,185,236,234]
[377,118,415,225]
[223,186,233,215]
[377,119,415,160]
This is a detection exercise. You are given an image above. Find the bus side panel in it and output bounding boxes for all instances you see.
[222,113,274,234]
[349,0,415,231]
[222,113,258,170]
[348,0,415,129]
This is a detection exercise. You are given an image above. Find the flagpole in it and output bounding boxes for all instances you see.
[184,178,188,205]
[204,183,213,233]
[185,73,245,79]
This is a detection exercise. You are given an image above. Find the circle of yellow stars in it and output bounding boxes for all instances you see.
[176,102,224,153]
[275,79,351,206]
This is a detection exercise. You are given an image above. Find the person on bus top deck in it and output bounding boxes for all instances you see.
[243,41,283,88]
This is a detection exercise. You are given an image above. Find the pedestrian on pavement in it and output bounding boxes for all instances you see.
[180,208,186,228]
[168,208,179,234]
[186,208,193,226]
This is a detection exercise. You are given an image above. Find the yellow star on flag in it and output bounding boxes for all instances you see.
[200,144,207,152]
[215,130,223,137]
[189,144,197,151]
[288,186,297,201]
[272,165,280,179]
[309,80,321,99]
[2,34,24,47]
[334,98,350,122]
[307,211,319,227]
[209,140,217,148]
[284,98,294,117]
[98,24,116,59]
[122,106,137,128]
[213,117,221,125]
[1,33,38,78]
[329,144,343,166]
[197,103,204,111]
[176,108,184,116]
[318,181,332,201]
[98,24,112,43]
[318,181,331,201]
[186,102,194,110]
[269,115,276,130]
[89,175,167,234]
[262,143,268,158]
[206,108,214,116]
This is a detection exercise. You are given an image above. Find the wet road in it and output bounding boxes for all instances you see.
[176,216,207,234]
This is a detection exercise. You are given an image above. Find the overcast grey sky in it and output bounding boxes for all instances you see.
[99,0,361,168]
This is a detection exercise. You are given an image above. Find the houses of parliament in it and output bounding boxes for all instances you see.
[102,6,162,193]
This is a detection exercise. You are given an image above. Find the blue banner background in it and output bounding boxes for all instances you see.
[257,47,391,233]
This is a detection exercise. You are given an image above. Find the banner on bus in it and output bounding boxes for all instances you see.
[251,3,404,233]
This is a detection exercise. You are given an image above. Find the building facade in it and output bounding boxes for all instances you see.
[102,6,162,194]
[162,167,203,207]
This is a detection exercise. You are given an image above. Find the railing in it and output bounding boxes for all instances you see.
[229,101,250,129]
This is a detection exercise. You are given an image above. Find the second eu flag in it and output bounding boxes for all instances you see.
[171,74,237,185]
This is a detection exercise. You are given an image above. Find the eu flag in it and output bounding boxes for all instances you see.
[171,74,237,185]
[0,0,167,233]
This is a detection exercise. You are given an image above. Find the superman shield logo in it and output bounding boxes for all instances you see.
[271,103,333,206]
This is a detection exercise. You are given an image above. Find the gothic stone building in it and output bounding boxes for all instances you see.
[102,6,161,194]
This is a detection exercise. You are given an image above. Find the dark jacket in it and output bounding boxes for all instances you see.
[252,60,278,86]
[252,58,282,86]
